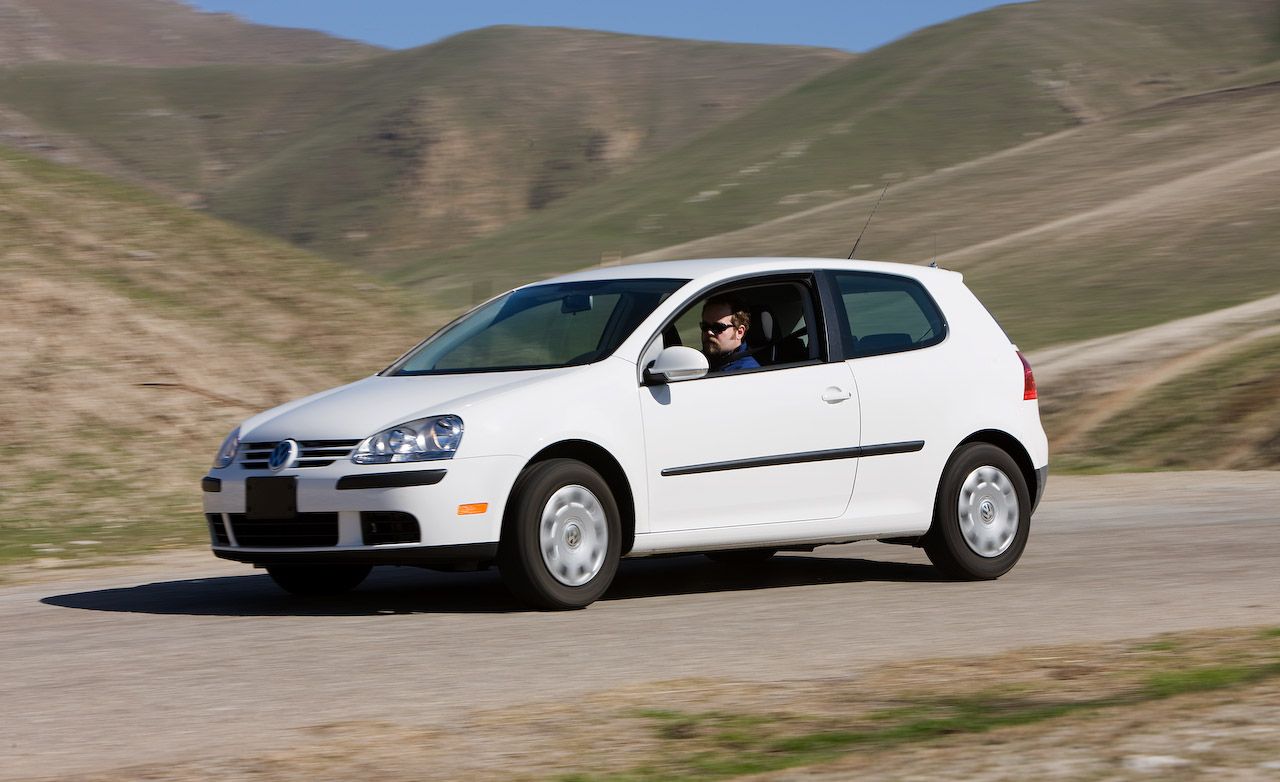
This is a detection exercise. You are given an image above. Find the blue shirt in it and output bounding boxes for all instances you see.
[716,344,760,372]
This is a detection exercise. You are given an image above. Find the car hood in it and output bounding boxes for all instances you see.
[239,368,575,443]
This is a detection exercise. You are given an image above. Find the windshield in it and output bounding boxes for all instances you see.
[387,278,688,375]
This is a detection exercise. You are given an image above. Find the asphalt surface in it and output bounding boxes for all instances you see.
[3,471,1278,779]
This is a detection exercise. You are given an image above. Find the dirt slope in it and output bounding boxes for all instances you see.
[1028,292,1280,470]
[0,147,430,564]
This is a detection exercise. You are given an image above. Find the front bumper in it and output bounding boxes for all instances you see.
[203,454,524,566]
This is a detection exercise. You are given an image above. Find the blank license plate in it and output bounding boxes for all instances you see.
[246,477,297,520]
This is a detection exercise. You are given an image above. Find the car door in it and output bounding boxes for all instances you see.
[638,276,860,533]
[826,270,951,529]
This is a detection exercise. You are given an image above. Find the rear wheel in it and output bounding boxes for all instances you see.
[499,459,622,609]
[924,443,1030,580]
[265,564,371,596]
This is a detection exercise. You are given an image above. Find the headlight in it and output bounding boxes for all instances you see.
[352,415,464,465]
[213,426,240,469]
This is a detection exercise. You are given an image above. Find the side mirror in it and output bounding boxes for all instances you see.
[644,346,708,384]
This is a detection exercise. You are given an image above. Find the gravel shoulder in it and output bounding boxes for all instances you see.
[18,628,1280,781]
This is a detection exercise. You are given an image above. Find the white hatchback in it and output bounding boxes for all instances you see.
[204,258,1048,608]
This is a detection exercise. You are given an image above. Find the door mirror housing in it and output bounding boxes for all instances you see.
[644,346,709,384]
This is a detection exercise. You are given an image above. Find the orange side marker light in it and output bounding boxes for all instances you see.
[457,503,488,516]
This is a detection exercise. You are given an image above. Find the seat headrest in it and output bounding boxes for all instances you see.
[755,309,774,342]
[745,306,777,364]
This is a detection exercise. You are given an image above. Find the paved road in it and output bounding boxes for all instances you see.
[4,472,1278,779]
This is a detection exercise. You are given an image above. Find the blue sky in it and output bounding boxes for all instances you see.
[188,1,1013,53]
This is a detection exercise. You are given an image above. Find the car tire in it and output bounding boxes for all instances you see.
[705,548,777,566]
[499,458,622,610]
[923,443,1030,580]
[265,564,372,596]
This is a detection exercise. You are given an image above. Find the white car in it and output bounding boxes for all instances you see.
[204,258,1048,609]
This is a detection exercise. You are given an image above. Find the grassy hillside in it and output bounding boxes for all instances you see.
[624,79,1280,349]
[1059,332,1280,471]
[607,61,1280,472]
[2,0,1277,578]
[1029,292,1280,472]
[0,26,851,271]
[0,0,380,65]
[1079,333,1280,470]
[0,145,433,567]
[405,0,1280,300]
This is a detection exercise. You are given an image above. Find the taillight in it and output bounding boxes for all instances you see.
[1017,350,1037,400]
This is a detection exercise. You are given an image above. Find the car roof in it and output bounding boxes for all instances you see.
[536,257,960,288]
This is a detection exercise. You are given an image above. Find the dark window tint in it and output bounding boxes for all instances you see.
[832,272,946,358]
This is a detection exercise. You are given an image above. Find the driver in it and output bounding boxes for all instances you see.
[700,295,760,372]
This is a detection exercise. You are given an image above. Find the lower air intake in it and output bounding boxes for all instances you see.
[361,512,421,545]
[206,513,230,546]
[228,513,339,547]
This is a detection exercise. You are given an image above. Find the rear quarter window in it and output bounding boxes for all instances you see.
[831,272,947,359]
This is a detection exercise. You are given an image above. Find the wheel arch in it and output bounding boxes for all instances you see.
[947,429,1040,511]
[515,440,637,556]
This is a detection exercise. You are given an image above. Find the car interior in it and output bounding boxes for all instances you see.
[662,281,819,370]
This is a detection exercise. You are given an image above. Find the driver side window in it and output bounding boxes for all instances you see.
[665,279,819,374]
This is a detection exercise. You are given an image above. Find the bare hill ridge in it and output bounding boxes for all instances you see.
[410,0,1279,298]
[0,25,852,269]
[0,0,380,65]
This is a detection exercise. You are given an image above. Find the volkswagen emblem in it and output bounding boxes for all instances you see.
[268,439,300,472]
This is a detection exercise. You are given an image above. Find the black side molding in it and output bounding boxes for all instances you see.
[662,441,924,477]
[201,477,222,493]
[336,469,447,490]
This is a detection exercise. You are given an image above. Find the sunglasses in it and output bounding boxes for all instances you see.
[699,321,735,335]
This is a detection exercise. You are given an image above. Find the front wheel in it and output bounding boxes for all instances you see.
[499,459,622,609]
[265,564,371,596]
[923,443,1030,580]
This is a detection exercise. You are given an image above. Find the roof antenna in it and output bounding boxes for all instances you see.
[930,234,938,268]
[847,184,888,260]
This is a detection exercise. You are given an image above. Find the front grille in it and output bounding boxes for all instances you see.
[228,513,339,547]
[239,439,361,470]
[361,512,421,545]
[206,513,230,545]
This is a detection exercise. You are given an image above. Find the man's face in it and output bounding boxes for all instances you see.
[700,302,745,357]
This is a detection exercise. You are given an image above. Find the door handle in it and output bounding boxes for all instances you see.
[821,387,852,403]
